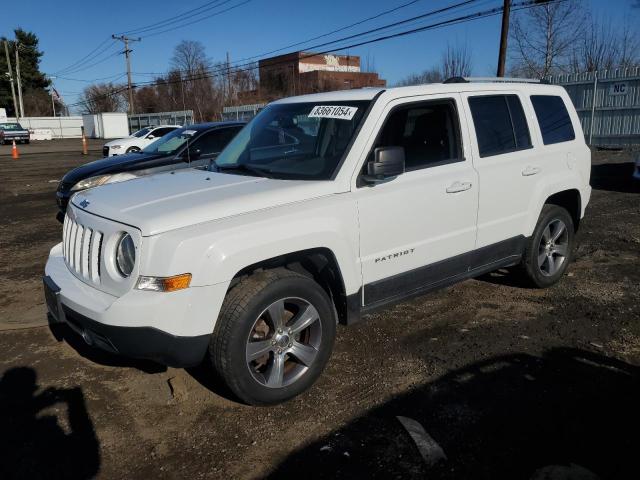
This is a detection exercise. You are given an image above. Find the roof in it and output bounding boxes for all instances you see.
[273,80,567,105]
[184,121,246,130]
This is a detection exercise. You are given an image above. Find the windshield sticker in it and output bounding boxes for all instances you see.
[308,105,358,120]
[183,130,197,136]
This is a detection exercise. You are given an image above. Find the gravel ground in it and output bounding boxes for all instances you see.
[0,140,638,479]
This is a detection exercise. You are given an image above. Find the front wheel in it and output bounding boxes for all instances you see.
[126,146,141,153]
[521,204,575,288]
[210,268,336,405]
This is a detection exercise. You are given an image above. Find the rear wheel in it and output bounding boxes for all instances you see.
[521,204,575,288]
[210,268,336,405]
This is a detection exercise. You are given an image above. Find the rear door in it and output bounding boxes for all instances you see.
[461,91,543,249]
[355,93,479,307]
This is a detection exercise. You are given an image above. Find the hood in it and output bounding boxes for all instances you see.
[61,152,167,187]
[71,168,343,235]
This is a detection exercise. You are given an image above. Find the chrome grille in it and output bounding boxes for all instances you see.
[62,214,103,284]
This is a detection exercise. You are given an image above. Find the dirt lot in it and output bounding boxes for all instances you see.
[0,140,639,479]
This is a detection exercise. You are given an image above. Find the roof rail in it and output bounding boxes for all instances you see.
[443,76,549,84]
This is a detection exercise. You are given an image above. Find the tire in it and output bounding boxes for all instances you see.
[521,204,575,288]
[126,146,141,153]
[210,268,336,405]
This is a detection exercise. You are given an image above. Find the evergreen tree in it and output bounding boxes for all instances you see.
[1,29,52,116]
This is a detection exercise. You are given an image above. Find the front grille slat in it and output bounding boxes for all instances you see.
[62,213,103,285]
[81,227,92,278]
[74,224,84,272]
[69,221,78,270]
[90,231,102,283]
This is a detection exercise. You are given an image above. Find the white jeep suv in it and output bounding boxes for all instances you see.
[44,79,591,405]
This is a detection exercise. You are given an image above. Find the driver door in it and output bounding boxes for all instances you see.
[355,94,479,307]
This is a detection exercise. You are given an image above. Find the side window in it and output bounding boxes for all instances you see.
[530,95,575,145]
[468,95,532,157]
[191,128,238,156]
[152,127,176,138]
[373,100,462,172]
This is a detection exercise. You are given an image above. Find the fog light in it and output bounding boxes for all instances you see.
[135,273,192,292]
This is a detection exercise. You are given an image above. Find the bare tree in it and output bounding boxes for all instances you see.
[571,16,640,72]
[509,0,587,78]
[618,22,640,69]
[362,52,377,73]
[170,40,219,121]
[396,67,442,86]
[572,17,619,72]
[78,83,127,114]
[440,42,472,79]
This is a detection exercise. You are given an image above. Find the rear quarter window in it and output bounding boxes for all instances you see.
[530,95,575,145]
[468,95,532,158]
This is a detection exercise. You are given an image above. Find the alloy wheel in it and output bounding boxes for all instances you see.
[245,297,322,388]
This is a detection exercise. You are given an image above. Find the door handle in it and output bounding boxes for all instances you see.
[522,166,541,176]
[446,181,473,193]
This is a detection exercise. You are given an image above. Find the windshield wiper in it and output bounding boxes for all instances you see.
[214,163,275,179]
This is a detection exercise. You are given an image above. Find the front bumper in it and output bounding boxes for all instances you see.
[2,134,29,142]
[44,243,228,367]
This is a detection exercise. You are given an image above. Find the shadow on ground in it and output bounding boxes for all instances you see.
[590,162,639,193]
[267,347,639,479]
[0,367,100,480]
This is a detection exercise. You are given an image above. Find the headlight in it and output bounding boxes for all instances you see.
[115,233,135,277]
[110,145,122,150]
[70,172,138,192]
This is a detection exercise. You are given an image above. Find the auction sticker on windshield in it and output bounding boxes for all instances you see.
[309,105,358,120]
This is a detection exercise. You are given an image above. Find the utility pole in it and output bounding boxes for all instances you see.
[112,34,141,115]
[496,0,511,77]
[15,43,25,117]
[226,51,232,105]
[3,40,19,120]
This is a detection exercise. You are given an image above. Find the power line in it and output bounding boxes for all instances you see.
[54,72,128,83]
[52,37,113,75]
[129,0,481,79]
[140,0,254,38]
[116,0,230,35]
[55,44,122,76]
[228,0,470,65]
[66,0,547,109]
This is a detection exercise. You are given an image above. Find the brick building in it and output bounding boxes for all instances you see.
[254,51,384,98]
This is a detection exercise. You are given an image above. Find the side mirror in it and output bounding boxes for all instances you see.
[363,146,405,183]
[146,134,155,140]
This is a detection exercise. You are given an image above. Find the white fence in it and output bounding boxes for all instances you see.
[6,116,84,139]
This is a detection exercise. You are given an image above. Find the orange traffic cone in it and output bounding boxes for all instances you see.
[81,133,88,155]
[11,140,19,159]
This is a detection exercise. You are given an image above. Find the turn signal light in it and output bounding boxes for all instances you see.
[136,273,192,292]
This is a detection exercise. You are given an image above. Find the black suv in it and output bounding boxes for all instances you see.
[56,121,244,222]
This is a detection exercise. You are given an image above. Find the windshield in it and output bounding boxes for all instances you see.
[0,123,23,131]
[132,127,153,138]
[141,127,198,156]
[213,101,370,180]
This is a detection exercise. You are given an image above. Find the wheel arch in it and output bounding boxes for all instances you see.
[229,247,352,325]
[543,189,582,232]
